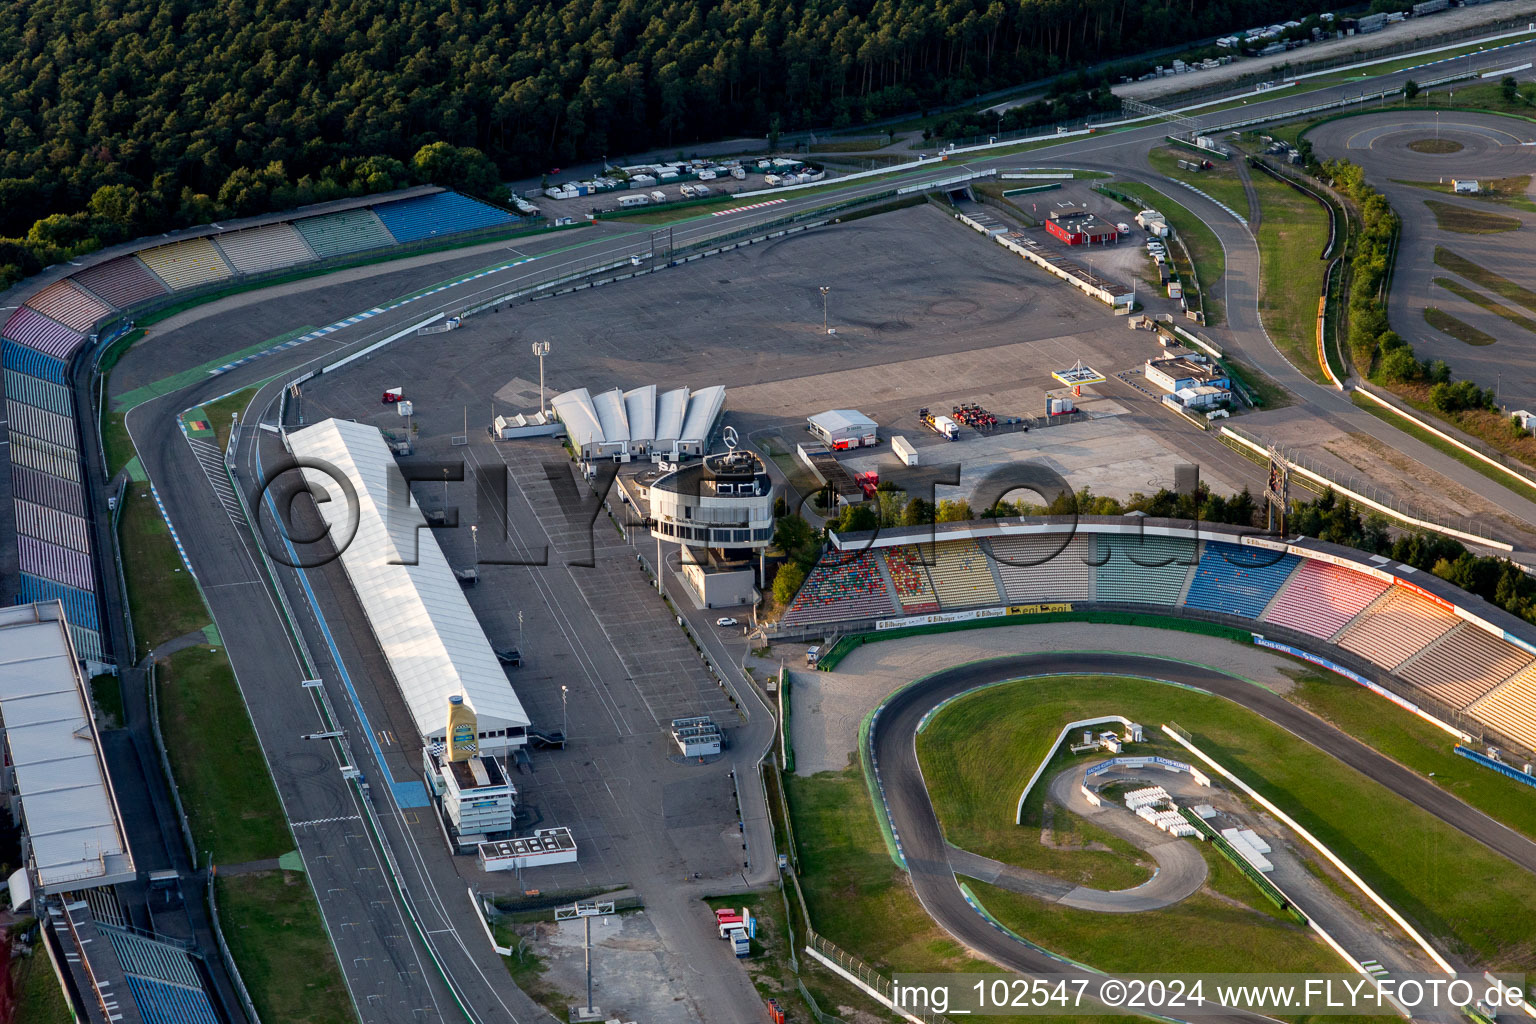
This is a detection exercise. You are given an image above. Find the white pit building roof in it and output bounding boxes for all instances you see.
[551,383,725,457]
[0,602,134,893]
[287,419,530,752]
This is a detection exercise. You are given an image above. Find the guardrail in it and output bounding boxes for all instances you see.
[145,660,197,863]
[206,870,263,1024]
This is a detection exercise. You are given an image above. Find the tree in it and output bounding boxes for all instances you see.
[935,498,973,523]
[1403,79,1420,101]
[835,503,878,533]
[88,185,145,232]
[772,562,806,607]
[1502,77,1519,104]
[902,498,936,526]
[767,113,782,153]
[410,143,503,199]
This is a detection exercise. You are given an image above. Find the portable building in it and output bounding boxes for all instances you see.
[807,409,878,449]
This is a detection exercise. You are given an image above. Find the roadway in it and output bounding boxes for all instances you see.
[868,653,1536,1012]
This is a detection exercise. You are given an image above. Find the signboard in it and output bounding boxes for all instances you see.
[1008,602,1073,615]
[875,607,1007,630]
[1393,578,1456,614]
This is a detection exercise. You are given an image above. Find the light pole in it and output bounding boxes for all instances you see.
[443,466,449,504]
[561,684,569,738]
[819,286,830,334]
[531,340,551,416]
[518,610,524,654]
[470,524,478,567]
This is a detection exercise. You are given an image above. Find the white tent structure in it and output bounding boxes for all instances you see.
[0,602,134,893]
[551,383,726,460]
[288,418,530,753]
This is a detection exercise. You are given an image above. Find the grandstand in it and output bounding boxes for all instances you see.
[884,546,940,614]
[136,237,234,291]
[293,207,399,258]
[781,552,894,626]
[1182,542,1299,619]
[71,255,169,308]
[212,221,317,274]
[1397,623,1532,710]
[1093,534,1196,605]
[1335,587,1460,670]
[928,538,1002,609]
[3,307,86,359]
[989,533,1094,602]
[25,280,114,331]
[1468,664,1536,753]
[8,400,78,450]
[6,368,73,416]
[371,190,516,243]
[1261,559,1390,640]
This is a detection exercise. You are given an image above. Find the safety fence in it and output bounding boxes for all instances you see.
[205,870,263,1024]
[806,932,951,1024]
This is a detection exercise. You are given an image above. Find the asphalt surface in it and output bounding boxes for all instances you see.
[870,652,1536,1003]
[70,37,1536,1021]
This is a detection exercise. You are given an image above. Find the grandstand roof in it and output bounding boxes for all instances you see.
[0,603,133,893]
[550,383,725,455]
[287,419,529,748]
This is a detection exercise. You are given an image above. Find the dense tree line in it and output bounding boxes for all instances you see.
[2,0,1333,289]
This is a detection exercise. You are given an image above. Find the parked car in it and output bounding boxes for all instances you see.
[716,617,739,627]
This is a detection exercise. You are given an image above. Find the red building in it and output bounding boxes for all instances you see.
[1046,209,1119,245]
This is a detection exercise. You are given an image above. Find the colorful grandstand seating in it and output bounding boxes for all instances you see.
[988,534,1094,602]
[15,499,91,553]
[1093,534,1196,605]
[5,369,72,416]
[2,306,86,360]
[71,254,169,308]
[883,546,939,614]
[213,222,318,274]
[16,575,100,632]
[10,432,80,481]
[1260,559,1390,640]
[11,464,86,516]
[781,552,894,626]
[1182,542,1299,619]
[136,237,234,291]
[25,280,114,331]
[1468,664,1536,753]
[103,926,204,989]
[292,207,398,258]
[1397,623,1532,710]
[371,190,516,243]
[927,538,1003,609]
[8,399,77,450]
[1335,586,1459,671]
[124,975,221,1024]
[18,534,95,590]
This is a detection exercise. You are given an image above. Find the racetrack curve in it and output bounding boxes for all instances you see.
[869,653,1536,1014]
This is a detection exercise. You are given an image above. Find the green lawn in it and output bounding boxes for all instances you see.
[1146,146,1249,215]
[217,871,353,1024]
[90,671,124,728]
[1424,305,1496,346]
[202,385,263,451]
[913,674,1536,971]
[10,948,73,1024]
[1104,181,1226,325]
[1437,246,1536,314]
[1424,199,1522,234]
[118,489,209,656]
[1435,276,1536,334]
[157,646,290,864]
[1394,175,1536,213]
[103,409,134,478]
[1250,170,1332,383]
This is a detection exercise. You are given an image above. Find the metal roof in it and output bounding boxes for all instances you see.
[549,383,723,453]
[287,419,529,743]
[655,387,689,445]
[550,388,604,450]
[0,603,133,893]
[592,388,630,443]
[808,409,876,435]
[680,385,726,444]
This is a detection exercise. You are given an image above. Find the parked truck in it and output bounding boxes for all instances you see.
[919,408,959,440]
[891,435,918,466]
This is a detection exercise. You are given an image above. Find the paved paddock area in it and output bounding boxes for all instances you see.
[786,623,1301,775]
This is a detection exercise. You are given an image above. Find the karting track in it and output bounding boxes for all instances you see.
[869,652,1536,1007]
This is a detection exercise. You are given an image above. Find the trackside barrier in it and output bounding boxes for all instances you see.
[1159,724,1459,975]
[1014,716,1134,823]
[804,933,949,1024]
[1177,807,1305,923]
[467,888,514,955]
[1454,746,1536,791]
[145,661,197,863]
[1353,383,1536,499]
[206,869,263,1024]
[1220,425,1512,551]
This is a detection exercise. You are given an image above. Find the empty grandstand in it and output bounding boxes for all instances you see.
[1398,623,1532,710]
[781,552,894,626]
[1182,542,1299,619]
[3,306,86,359]
[989,533,1094,602]
[71,255,169,308]
[136,237,234,291]
[1093,534,1196,605]
[884,546,940,614]
[370,190,516,243]
[292,206,399,258]
[1468,665,1536,753]
[1261,558,1390,640]
[25,280,114,331]
[928,538,1003,609]
[1336,587,1460,670]
[212,221,317,274]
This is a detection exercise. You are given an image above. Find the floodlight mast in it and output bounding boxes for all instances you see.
[532,340,551,416]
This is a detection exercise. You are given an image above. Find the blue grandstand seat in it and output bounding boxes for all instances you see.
[370,191,516,243]
[1181,542,1299,619]
[17,574,100,631]
[125,974,220,1024]
[2,338,70,384]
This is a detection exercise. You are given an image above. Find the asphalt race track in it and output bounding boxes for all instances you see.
[870,652,1536,1009]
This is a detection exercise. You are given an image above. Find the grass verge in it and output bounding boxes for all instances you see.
[202,385,264,451]
[89,671,124,728]
[1435,276,1536,334]
[103,409,134,479]
[1104,181,1225,326]
[1423,200,1522,234]
[914,674,1536,971]
[158,646,290,864]
[1436,246,1536,314]
[1394,175,1536,213]
[10,944,72,1024]
[1146,146,1249,214]
[216,871,353,1024]
[1350,392,1536,505]
[1424,306,1496,346]
[118,489,207,656]
[1249,168,1332,383]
